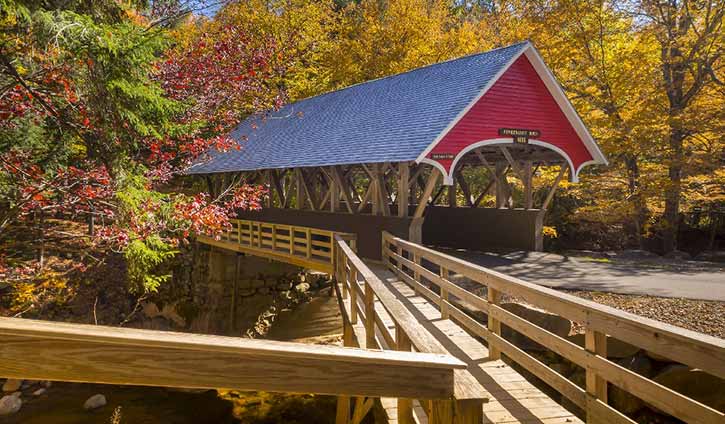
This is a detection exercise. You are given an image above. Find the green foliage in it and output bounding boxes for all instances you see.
[124,236,176,293]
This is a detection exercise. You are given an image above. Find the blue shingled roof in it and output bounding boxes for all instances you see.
[186,42,528,174]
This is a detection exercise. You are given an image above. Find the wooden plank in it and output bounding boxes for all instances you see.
[585,329,607,402]
[0,317,464,399]
[586,395,636,424]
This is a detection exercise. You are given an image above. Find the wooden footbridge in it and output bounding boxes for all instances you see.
[1,43,723,424]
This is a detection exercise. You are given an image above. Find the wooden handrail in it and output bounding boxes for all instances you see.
[382,231,725,424]
[197,219,356,274]
[0,317,463,400]
[333,235,488,424]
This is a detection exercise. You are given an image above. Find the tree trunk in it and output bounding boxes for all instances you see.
[624,155,645,248]
[662,127,685,253]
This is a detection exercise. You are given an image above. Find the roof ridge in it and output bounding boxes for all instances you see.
[282,41,531,108]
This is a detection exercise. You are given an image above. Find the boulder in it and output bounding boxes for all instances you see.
[2,379,21,393]
[608,354,653,415]
[0,393,22,415]
[500,303,571,351]
[32,388,46,397]
[609,385,644,415]
[694,250,725,263]
[653,365,725,411]
[83,394,107,410]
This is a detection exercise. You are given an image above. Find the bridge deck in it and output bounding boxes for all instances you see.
[354,262,581,424]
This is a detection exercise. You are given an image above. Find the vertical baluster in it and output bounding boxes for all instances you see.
[305,228,312,259]
[440,267,450,319]
[289,226,295,255]
[350,267,358,324]
[412,252,421,294]
[271,225,277,251]
[396,326,413,424]
[585,327,608,421]
[487,286,502,360]
[364,280,375,348]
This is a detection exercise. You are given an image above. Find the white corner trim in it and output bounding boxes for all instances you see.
[420,158,451,184]
[444,138,579,183]
[414,42,531,164]
[523,47,608,165]
[575,160,600,180]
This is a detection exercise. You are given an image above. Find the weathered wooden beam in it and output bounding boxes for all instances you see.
[523,161,533,210]
[299,169,319,211]
[331,166,356,214]
[0,317,463,400]
[539,166,567,215]
[398,162,410,217]
[271,170,285,207]
[413,169,439,218]
[494,163,509,208]
[296,168,305,210]
[499,146,526,182]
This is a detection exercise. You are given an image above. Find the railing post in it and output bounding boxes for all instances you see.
[306,228,312,259]
[364,280,376,349]
[289,226,295,255]
[440,267,450,319]
[341,256,349,300]
[350,267,358,324]
[412,252,421,294]
[336,322,353,424]
[257,222,262,248]
[585,327,608,421]
[271,225,277,251]
[237,220,242,244]
[396,326,414,424]
[487,286,502,360]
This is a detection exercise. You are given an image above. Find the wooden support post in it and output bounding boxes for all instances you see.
[305,228,312,259]
[448,171,457,207]
[296,169,305,210]
[494,162,508,209]
[524,161,533,209]
[412,252,421,294]
[336,323,353,424]
[430,400,454,424]
[413,168,439,218]
[487,287,502,360]
[350,268,358,324]
[271,225,277,251]
[289,226,295,255]
[396,326,414,424]
[453,399,484,424]
[398,162,409,217]
[329,166,340,212]
[440,267,450,319]
[364,281,376,349]
[585,328,608,406]
[539,165,567,214]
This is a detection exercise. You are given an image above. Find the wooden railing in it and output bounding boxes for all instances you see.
[0,317,464,400]
[197,219,356,274]
[333,235,487,424]
[382,231,725,424]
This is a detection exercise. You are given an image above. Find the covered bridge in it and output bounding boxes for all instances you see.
[187,41,607,259]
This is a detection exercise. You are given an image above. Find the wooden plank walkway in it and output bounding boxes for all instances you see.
[362,262,582,424]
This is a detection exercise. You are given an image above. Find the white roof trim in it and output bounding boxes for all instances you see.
[415,42,608,172]
[414,42,530,163]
